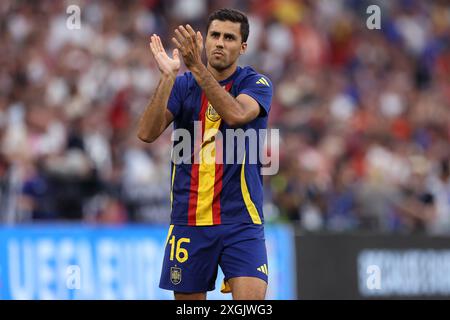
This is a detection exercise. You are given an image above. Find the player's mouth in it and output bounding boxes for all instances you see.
[212,50,224,57]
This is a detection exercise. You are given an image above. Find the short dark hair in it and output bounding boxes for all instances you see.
[206,8,249,43]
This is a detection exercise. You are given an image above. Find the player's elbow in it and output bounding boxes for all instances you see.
[226,114,251,128]
[227,119,244,128]
[137,132,157,143]
[226,102,259,127]
[225,111,248,128]
[137,122,163,143]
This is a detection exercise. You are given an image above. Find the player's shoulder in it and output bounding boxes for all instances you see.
[236,66,272,88]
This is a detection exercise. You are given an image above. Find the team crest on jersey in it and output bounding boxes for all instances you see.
[206,103,221,122]
[171,267,182,285]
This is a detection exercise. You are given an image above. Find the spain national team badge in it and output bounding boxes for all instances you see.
[206,103,221,122]
[171,267,182,285]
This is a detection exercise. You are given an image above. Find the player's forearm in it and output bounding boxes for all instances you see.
[137,75,175,143]
[191,64,246,127]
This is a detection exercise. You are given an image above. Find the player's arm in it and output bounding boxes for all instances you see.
[193,65,260,127]
[137,35,180,143]
[137,77,175,143]
[172,25,260,127]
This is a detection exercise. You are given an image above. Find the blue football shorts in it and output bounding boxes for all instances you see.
[159,223,268,293]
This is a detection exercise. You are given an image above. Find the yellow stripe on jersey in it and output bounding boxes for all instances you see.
[240,152,262,224]
[196,103,222,225]
[170,163,176,209]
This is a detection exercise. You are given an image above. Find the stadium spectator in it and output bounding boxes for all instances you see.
[0,0,449,234]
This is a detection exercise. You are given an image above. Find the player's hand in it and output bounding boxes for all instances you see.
[171,24,204,70]
[149,34,180,79]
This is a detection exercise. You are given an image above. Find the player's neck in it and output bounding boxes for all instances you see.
[207,62,238,82]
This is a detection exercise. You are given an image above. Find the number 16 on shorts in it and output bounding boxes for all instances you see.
[168,235,190,263]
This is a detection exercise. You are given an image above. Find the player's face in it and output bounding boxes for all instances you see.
[205,20,247,71]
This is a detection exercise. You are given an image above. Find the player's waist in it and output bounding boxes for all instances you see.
[169,215,264,226]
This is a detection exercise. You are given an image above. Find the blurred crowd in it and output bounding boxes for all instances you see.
[0,0,449,234]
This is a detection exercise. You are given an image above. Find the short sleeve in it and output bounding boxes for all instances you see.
[238,74,273,117]
[167,75,187,119]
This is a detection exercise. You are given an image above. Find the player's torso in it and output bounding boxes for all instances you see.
[170,68,267,226]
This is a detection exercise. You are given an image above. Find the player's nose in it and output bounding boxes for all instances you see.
[215,37,224,48]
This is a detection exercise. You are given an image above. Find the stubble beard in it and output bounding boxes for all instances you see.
[209,58,231,72]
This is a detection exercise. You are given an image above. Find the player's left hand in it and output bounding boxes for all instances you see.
[171,24,204,70]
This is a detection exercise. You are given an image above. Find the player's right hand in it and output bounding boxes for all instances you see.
[149,34,180,78]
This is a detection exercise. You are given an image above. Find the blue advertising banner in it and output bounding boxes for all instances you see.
[0,224,295,300]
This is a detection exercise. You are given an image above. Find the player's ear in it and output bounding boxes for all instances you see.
[240,42,247,55]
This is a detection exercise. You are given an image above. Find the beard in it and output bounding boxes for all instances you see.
[208,58,231,71]
[207,51,238,71]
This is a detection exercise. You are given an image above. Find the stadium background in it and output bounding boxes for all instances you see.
[0,0,449,299]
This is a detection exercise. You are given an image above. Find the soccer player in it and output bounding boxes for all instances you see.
[137,8,273,300]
